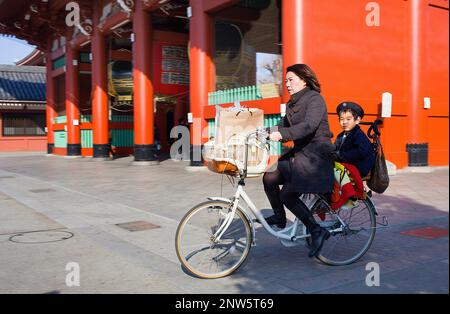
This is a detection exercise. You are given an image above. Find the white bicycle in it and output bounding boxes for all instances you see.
[175,129,384,279]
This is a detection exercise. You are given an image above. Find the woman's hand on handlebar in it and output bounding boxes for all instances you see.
[269,131,283,142]
[257,127,282,141]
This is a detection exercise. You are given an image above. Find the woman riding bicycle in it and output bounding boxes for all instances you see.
[264,63,335,258]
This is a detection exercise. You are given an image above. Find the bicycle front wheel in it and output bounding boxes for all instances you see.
[309,198,377,266]
[175,200,252,279]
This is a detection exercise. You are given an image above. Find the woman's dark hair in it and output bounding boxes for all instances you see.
[286,64,321,93]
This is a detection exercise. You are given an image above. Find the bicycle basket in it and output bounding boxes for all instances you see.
[204,134,269,177]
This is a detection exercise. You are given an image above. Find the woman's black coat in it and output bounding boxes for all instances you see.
[277,87,335,194]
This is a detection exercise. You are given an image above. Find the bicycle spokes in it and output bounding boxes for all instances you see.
[311,199,377,266]
[175,201,252,278]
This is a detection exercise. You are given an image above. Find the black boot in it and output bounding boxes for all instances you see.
[307,225,330,257]
[263,186,287,229]
[292,206,330,258]
[265,212,286,229]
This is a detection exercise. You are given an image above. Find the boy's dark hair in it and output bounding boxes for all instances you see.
[336,102,364,120]
[339,108,362,120]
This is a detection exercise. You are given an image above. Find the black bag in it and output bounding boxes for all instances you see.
[367,137,389,193]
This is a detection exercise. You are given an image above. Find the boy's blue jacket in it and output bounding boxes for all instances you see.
[333,125,375,177]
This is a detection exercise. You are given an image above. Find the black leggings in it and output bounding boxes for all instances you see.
[262,166,311,221]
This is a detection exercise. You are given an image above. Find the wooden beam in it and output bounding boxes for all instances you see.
[203,0,241,13]
[70,34,91,50]
[111,50,132,61]
[143,0,161,11]
[98,11,130,34]
[52,67,65,78]
[50,48,65,62]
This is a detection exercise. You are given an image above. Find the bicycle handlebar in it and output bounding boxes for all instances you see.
[235,128,270,178]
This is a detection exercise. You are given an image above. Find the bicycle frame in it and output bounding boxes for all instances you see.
[209,184,346,246]
[208,184,310,242]
[209,130,346,245]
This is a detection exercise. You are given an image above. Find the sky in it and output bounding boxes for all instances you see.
[0,35,36,65]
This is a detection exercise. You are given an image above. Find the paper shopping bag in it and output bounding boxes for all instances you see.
[215,107,264,145]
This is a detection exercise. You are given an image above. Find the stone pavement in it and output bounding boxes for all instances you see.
[0,152,448,294]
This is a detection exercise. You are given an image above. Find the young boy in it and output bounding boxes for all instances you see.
[333,102,375,178]
[329,102,375,210]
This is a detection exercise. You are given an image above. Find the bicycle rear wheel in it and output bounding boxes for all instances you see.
[308,198,376,266]
[175,200,252,279]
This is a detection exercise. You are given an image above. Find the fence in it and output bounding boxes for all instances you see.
[208,85,262,105]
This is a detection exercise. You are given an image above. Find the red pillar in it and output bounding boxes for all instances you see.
[133,1,156,161]
[189,0,213,166]
[406,0,428,166]
[282,0,304,103]
[45,50,57,154]
[92,6,110,158]
[65,44,81,156]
